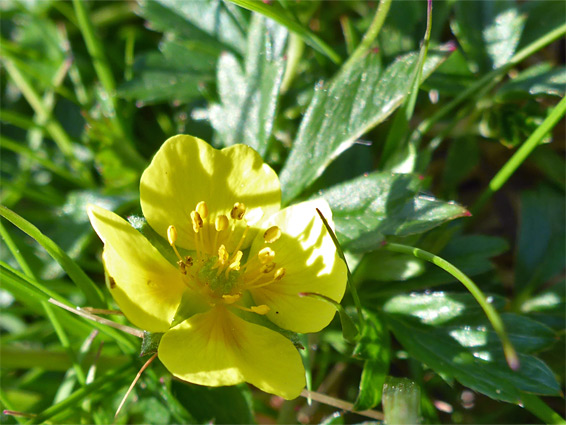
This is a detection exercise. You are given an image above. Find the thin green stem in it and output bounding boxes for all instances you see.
[343,0,392,69]
[412,23,566,142]
[383,242,519,370]
[472,96,566,215]
[316,209,365,331]
[521,393,566,424]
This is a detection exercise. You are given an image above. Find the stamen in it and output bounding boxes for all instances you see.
[196,201,208,219]
[230,202,246,220]
[177,260,187,275]
[215,215,229,231]
[274,267,286,280]
[222,294,241,304]
[191,211,203,232]
[190,211,204,258]
[214,214,229,250]
[264,226,281,243]
[260,262,276,273]
[233,303,270,315]
[214,245,229,274]
[246,267,286,290]
[250,305,270,315]
[243,263,276,287]
[177,256,193,276]
[258,247,275,264]
[167,225,184,262]
[230,226,249,262]
[225,250,243,278]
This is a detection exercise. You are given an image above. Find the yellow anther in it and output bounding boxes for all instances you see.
[214,245,229,271]
[230,202,246,220]
[218,245,229,262]
[168,225,184,262]
[261,262,276,273]
[215,215,229,232]
[184,256,193,266]
[250,305,270,315]
[191,211,203,233]
[263,226,281,243]
[167,225,178,246]
[196,201,208,219]
[228,251,243,272]
[274,268,286,281]
[258,247,275,264]
[222,294,241,304]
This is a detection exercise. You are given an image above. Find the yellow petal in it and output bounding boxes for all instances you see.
[158,306,305,399]
[247,200,347,333]
[87,205,186,332]
[140,135,281,253]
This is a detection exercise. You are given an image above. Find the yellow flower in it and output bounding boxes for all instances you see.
[87,135,347,399]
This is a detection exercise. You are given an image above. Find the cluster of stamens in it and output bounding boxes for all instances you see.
[167,201,286,316]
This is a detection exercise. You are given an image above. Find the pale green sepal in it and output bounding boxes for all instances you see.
[141,331,164,356]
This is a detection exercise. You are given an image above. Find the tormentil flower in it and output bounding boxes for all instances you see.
[87,135,347,399]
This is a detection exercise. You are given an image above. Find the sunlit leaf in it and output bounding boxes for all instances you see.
[316,172,469,253]
[280,47,451,203]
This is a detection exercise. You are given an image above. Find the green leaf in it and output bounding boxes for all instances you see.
[227,0,341,64]
[8,13,66,90]
[317,172,469,253]
[208,15,286,156]
[383,293,562,403]
[384,293,556,353]
[354,250,426,283]
[515,186,565,293]
[138,0,248,54]
[497,63,566,100]
[521,284,565,331]
[423,49,475,96]
[383,292,506,325]
[171,382,254,424]
[118,40,215,104]
[451,0,526,73]
[353,310,390,411]
[441,137,480,197]
[0,205,106,308]
[518,0,566,50]
[280,47,450,203]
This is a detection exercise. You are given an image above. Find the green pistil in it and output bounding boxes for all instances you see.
[198,256,240,296]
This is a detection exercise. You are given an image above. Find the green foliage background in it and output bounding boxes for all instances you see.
[0,0,564,423]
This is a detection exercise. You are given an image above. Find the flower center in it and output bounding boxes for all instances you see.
[166,201,286,315]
